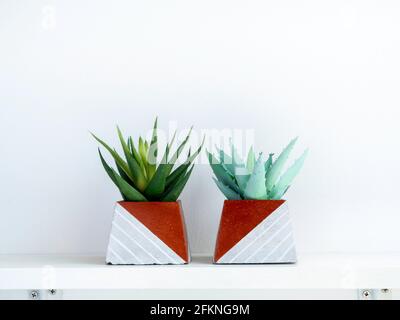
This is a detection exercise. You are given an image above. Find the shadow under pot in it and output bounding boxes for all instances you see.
[106,201,190,265]
[213,199,297,264]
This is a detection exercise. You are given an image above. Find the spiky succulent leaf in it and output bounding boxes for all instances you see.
[235,168,250,192]
[98,150,147,201]
[144,140,149,154]
[188,135,205,163]
[138,136,150,174]
[264,153,274,194]
[265,153,274,174]
[115,160,132,186]
[161,165,194,202]
[98,150,126,200]
[144,164,173,199]
[269,149,308,199]
[166,163,190,189]
[144,145,173,199]
[169,127,192,164]
[91,133,133,181]
[128,137,139,163]
[265,137,298,194]
[244,153,267,199]
[148,117,158,159]
[144,130,180,199]
[128,137,146,178]
[117,127,147,191]
[166,137,205,189]
[215,146,235,175]
[117,127,132,160]
[118,147,147,191]
[246,147,256,173]
[207,151,240,193]
[235,151,251,191]
[147,118,158,180]
[231,143,245,169]
[112,171,148,201]
[212,178,242,200]
[230,143,250,191]
[166,130,177,159]
[138,137,146,160]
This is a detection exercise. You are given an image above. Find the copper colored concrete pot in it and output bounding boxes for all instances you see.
[214,200,297,264]
[106,201,190,265]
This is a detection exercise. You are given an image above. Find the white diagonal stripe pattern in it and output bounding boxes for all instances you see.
[277,243,296,262]
[112,221,162,264]
[110,234,144,264]
[261,231,293,261]
[115,210,174,261]
[216,202,297,264]
[106,204,186,265]
[243,219,291,262]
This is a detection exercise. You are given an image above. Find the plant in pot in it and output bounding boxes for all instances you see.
[208,138,308,264]
[93,118,204,265]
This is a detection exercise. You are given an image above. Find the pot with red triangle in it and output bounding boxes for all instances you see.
[207,138,308,264]
[92,118,204,265]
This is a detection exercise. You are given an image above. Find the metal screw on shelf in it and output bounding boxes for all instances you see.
[49,289,57,296]
[30,290,40,300]
[362,290,371,299]
[381,289,389,294]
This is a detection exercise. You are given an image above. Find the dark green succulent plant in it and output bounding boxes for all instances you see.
[207,138,308,200]
[93,118,204,202]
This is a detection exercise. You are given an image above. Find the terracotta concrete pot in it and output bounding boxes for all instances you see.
[106,201,190,265]
[214,200,297,264]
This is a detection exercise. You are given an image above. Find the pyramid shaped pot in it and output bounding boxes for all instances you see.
[106,201,190,265]
[213,199,297,264]
[93,118,204,265]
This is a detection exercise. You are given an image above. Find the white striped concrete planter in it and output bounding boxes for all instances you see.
[214,200,297,264]
[106,201,190,265]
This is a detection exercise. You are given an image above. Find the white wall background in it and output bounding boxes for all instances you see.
[1,0,400,255]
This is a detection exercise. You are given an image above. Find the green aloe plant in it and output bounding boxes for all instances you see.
[93,118,204,202]
[207,138,308,200]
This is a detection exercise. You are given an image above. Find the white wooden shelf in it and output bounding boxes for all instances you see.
[0,253,399,290]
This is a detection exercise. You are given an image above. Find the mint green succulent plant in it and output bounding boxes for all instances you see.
[92,118,204,202]
[207,138,308,200]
